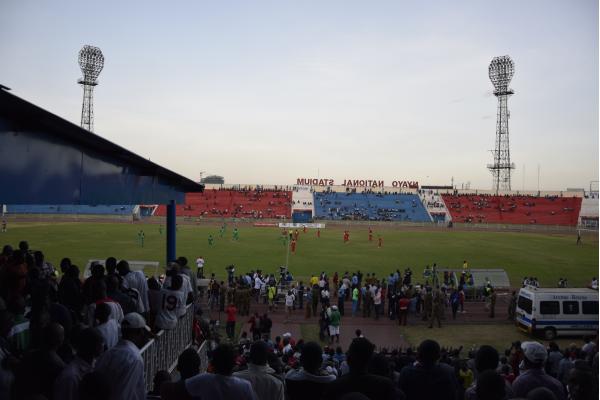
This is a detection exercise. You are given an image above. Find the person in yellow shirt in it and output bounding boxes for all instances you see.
[310,275,318,287]
[458,361,474,390]
[463,260,468,270]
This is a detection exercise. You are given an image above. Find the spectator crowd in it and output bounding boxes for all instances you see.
[0,239,597,400]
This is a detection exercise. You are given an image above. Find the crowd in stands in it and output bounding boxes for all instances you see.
[441,194,582,226]
[156,328,598,400]
[314,192,431,222]
[0,240,200,400]
[155,188,292,219]
[1,240,598,400]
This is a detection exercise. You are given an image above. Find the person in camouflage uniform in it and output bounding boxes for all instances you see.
[429,290,443,328]
[240,287,251,316]
[311,285,320,316]
[489,288,497,318]
[422,289,433,321]
[219,282,226,312]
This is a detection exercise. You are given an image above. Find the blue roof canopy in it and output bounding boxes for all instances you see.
[0,87,203,205]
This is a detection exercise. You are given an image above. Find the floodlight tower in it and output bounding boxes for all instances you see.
[78,45,104,132]
[487,55,515,193]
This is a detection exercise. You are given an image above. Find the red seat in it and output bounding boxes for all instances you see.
[154,189,292,219]
[441,194,581,226]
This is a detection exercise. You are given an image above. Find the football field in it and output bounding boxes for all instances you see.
[1,220,597,287]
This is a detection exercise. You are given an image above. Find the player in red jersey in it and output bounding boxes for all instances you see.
[368,228,373,242]
[378,235,383,248]
[303,225,307,233]
[317,229,321,238]
[290,238,297,254]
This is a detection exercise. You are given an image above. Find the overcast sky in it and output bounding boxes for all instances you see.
[1,0,598,190]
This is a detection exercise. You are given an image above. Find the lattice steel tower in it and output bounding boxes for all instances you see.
[78,45,104,132]
[487,55,515,192]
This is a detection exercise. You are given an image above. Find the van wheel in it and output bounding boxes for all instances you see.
[543,327,557,340]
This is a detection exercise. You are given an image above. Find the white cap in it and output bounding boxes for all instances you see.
[331,305,338,310]
[122,312,151,332]
[283,332,292,338]
[521,341,547,363]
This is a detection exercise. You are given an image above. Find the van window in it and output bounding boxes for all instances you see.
[540,301,560,314]
[563,301,579,314]
[517,296,532,314]
[582,301,599,315]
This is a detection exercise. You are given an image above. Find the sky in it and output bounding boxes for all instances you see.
[1,0,598,191]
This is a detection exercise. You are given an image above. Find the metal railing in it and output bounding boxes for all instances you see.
[140,304,195,391]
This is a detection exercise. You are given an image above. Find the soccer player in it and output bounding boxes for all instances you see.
[303,225,307,234]
[233,228,240,241]
[158,225,163,235]
[317,228,321,238]
[1,219,6,233]
[208,234,214,246]
[138,230,145,247]
[378,235,383,248]
[577,230,582,245]
[368,228,373,242]
[219,224,226,238]
[290,238,297,254]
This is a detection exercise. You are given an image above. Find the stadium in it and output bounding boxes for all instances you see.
[0,2,598,400]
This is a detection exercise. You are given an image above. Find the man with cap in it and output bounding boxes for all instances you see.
[512,341,566,400]
[327,305,341,344]
[95,312,150,400]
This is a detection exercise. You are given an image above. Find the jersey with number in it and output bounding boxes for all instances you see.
[154,288,185,330]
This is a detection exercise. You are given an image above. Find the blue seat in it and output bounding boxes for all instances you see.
[312,192,431,222]
[7,204,135,215]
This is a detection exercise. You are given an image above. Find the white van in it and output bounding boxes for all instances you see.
[515,287,598,340]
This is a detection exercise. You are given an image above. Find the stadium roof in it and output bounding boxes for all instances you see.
[0,87,203,205]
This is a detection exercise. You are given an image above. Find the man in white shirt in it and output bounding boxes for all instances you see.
[162,344,257,400]
[163,263,193,317]
[95,313,149,400]
[285,291,295,323]
[195,256,205,278]
[53,327,104,400]
[234,341,284,400]
[117,260,149,314]
[154,274,185,330]
[94,302,119,350]
[254,275,263,302]
[86,279,124,327]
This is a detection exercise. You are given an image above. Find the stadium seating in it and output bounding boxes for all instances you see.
[154,189,292,219]
[313,192,431,222]
[441,194,582,226]
[418,190,451,223]
[6,204,135,215]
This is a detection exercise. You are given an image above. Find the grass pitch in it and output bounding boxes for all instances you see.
[0,221,597,287]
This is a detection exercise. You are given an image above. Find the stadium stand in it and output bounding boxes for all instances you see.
[441,194,582,226]
[578,195,599,228]
[6,204,136,215]
[154,188,292,219]
[418,189,451,223]
[313,191,432,222]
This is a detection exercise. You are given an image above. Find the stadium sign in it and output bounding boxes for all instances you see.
[296,178,418,189]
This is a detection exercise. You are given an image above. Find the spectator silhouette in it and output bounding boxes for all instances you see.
[234,340,285,400]
[162,343,256,400]
[325,337,403,400]
[285,341,335,400]
[398,339,459,400]
[465,345,513,400]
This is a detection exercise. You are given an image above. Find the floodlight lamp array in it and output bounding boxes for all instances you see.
[488,55,514,93]
[78,45,104,84]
